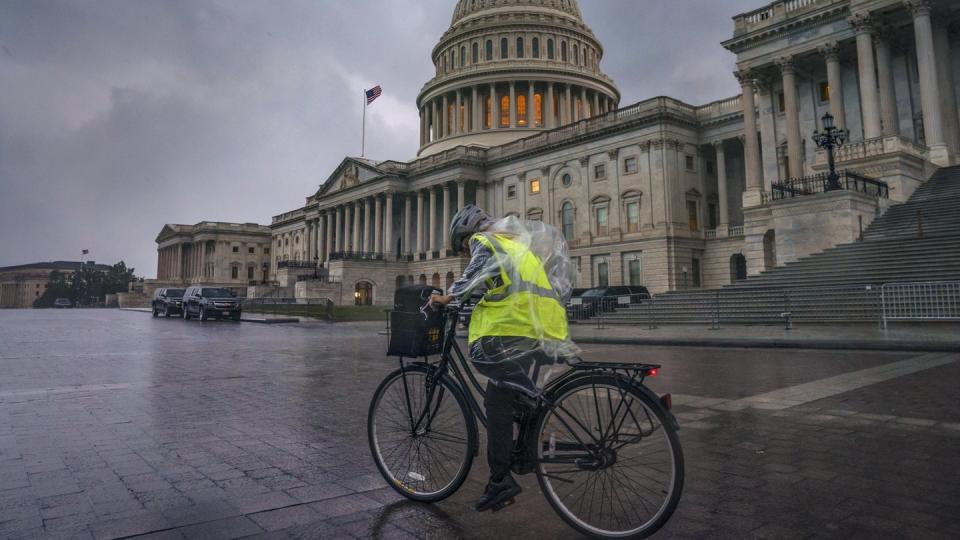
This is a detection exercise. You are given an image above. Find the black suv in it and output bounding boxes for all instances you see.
[182,286,242,321]
[576,286,650,318]
[152,288,185,317]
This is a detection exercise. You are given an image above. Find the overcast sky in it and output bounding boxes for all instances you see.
[0,0,759,278]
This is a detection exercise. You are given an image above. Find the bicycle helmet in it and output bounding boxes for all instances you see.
[450,204,492,255]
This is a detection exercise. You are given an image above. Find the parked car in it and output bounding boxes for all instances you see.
[53,298,72,308]
[151,288,185,317]
[576,286,650,318]
[182,286,242,321]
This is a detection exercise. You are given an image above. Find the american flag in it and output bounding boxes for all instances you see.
[365,85,382,105]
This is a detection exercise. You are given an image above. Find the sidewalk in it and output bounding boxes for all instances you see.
[568,321,960,352]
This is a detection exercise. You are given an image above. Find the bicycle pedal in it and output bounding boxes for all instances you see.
[491,498,515,512]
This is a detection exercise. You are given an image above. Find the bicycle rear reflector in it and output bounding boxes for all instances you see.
[660,393,672,410]
[648,368,658,377]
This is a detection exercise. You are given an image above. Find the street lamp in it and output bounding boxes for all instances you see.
[811,112,849,191]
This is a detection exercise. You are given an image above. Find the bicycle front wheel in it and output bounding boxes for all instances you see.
[535,373,684,539]
[367,364,477,502]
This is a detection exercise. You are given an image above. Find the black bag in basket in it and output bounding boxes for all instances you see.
[388,285,445,358]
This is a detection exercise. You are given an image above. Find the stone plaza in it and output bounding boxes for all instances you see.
[152,0,960,308]
[1,310,959,538]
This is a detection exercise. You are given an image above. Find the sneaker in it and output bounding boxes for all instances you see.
[474,474,522,512]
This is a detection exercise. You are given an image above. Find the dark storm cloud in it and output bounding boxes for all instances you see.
[0,0,759,277]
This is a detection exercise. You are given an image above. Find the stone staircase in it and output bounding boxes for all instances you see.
[597,165,960,325]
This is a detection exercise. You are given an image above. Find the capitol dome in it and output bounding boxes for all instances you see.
[416,0,620,156]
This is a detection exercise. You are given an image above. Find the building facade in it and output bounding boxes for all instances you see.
[151,222,272,294]
[0,261,112,308]
[255,0,960,306]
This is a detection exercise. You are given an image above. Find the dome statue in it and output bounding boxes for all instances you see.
[416,0,620,156]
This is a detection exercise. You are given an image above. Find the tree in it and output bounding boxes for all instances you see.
[33,261,139,307]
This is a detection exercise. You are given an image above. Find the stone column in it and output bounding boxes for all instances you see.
[403,193,412,255]
[818,42,847,129]
[333,208,342,253]
[340,206,348,251]
[325,212,333,262]
[431,100,439,141]
[472,86,480,132]
[455,90,462,134]
[592,92,600,118]
[736,70,763,195]
[849,13,882,140]
[476,182,487,210]
[441,94,449,139]
[509,82,517,128]
[776,57,803,178]
[457,181,466,209]
[175,244,182,279]
[417,190,426,255]
[353,200,362,253]
[419,108,425,146]
[527,81,535,127]
[934,20,960,153]
[442,183,451,254]
[564,84,572,125]
[714,140,729,230]
[429,187,438,255]
[873,32,899,137]
[364,198,373,253]
[490,84,498,129]
[374,196,382,254]
[906,0,947,160]
[384,192,394,257]
[580,87,588,121]
[546,83,555,129]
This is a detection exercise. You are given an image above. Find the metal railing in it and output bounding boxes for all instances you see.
[881,281,960,329]
[277,260,316,269]
[295,274,342,283]
[328,251,385,261]
[772,170,889,201]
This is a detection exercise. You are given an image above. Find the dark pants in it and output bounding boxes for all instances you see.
[484,381,518,481]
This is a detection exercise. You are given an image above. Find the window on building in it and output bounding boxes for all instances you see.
[625,255,642,286]
[507,185,517,199]
[572,44,579,65]
[692,257,702,287]
[247,266,254,280]
[450,49,455,69]
[594,163,606,180]
[516,37,524,58]
[530,178,540,193]
[485,40,493,61]
[232,246,239,253]
[708,203,718,230]
[687,200,700,231]
[248,247,255,254]
[777,91,785,113]
[460,46,466,67]
[442,56,447,73]
[472,42,479,63]
[547,39,555,60]
[685,155,695,171]
[517,94,527,126]
[264,247,270,255]
[532,37,540,58]
[597,261,609,287]
[596,207,608,236]
[562,202,575,240]
[626,201,640,232]
[534,93,543,126]
[818,81,830,103]
[500,37,508,59]
[231,266,239,279]
[624,157,638,174]
[561,41,568,62]
[527,208,543,221]
[562,173,572,187]
[500,95,510,127]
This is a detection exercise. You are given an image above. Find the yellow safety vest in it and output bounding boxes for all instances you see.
[468,233,569,344]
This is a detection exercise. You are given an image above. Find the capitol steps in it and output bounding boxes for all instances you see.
[592,165,960,325]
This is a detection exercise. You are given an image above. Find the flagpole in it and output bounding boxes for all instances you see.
[361,89,367,158]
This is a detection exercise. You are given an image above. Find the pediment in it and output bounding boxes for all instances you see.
[315,157,385,198]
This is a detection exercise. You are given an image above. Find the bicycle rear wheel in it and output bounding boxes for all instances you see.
[367,364,477,502]
[535,373,684,539]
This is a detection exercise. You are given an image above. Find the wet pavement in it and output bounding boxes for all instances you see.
[1,309,958,539]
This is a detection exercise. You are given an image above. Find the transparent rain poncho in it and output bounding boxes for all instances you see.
[450,216,581,397]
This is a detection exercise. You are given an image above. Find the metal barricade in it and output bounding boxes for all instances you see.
[881,281,960,329]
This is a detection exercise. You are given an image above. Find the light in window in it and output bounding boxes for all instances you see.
[819,81,830,103]
[530,179,540,193]
[500,95,510,127]
[517,94,527,126]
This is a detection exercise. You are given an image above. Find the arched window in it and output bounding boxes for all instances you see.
[500,95,510,127]
[431,273,441,287]
[582,47,586,66]
[547,39,555,59]
[572,44,579,65]
[460,46,466,66]
[472,42,479,64]
[418,274,427,285]
[516,37,524,58]
[445,272,455,290]
[562,202,575,241]
[442,55,447,72]
[561,41,567,62]
[450,49,456,69]
[485,40,493,61]
[355,281,373,306]
[500,37,508,59]
[486,94,493,128]
[532,37,540,58]
[534,92,543,126]
[517,94,527,126]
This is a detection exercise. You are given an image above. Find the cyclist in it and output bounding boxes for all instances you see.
[430,204,574,512]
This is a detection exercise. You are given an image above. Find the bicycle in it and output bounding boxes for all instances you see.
[367,299,684,539]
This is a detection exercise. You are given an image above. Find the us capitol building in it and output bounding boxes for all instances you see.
[154,0,960,306]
